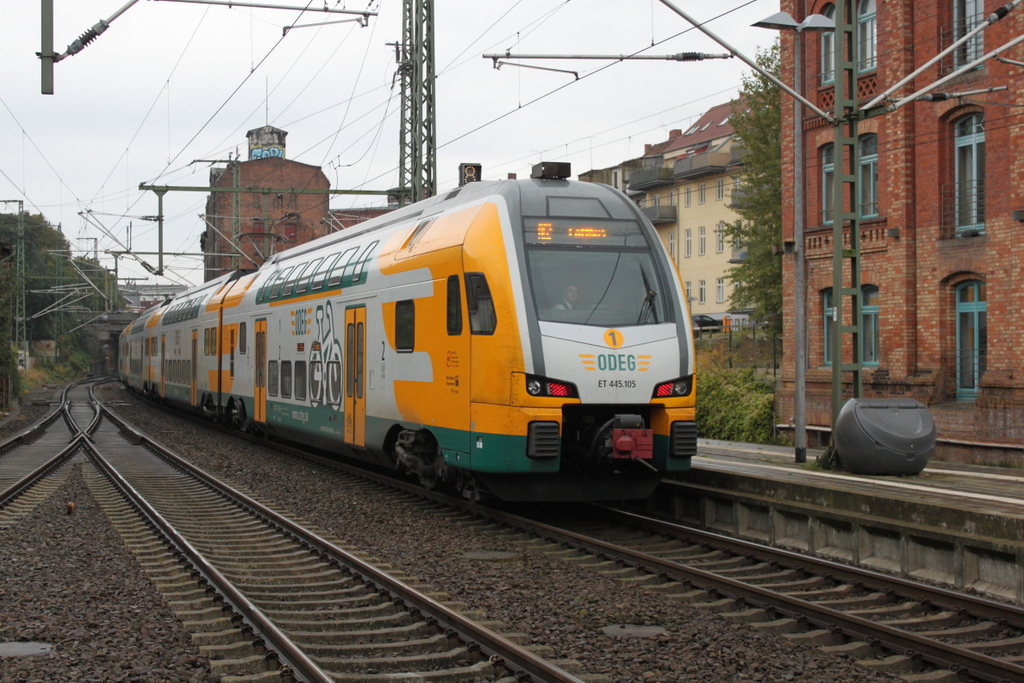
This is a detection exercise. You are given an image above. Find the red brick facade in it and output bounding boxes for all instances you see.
[202,157,331,281]
[778,1,1024,463]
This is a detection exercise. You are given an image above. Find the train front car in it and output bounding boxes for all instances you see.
[461,165,696,501]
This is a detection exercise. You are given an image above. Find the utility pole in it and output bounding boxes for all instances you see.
[396,0,436,204]
[55,223,64,356]
[829,0,864,435]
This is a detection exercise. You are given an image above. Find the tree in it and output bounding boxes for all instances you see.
[725,41,783,335]
[0,212,114,378]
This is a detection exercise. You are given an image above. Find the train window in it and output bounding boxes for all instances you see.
[270,267,295,299]
[210,328,217,356]
[281,361,292,398]
[268,361,279,397]
[349,240,379,283]
[525,240,670,327]
[328,360,341,402]
[294,361,307,401]
[229,329,235,378]
[446,275,463,335]
[311,253,343,290]
[283,261,313,297]
[346,324,355,398]
[355,323,364,399]
[465,273,497,335]
[239,322,247,354]
[328,248,359,288]
[295,258,322,294]
[395,300,415,352]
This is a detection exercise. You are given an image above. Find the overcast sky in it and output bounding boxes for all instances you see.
[2,0,780,289]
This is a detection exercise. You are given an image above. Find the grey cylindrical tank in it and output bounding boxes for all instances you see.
[834,398,936,475]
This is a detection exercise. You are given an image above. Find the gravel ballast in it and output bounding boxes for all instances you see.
[0,463,215,682]
[87,384,902,683]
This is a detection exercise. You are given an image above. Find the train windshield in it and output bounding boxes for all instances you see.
[523,217,670,327]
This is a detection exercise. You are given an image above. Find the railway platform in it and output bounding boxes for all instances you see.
[647,440,1024,604]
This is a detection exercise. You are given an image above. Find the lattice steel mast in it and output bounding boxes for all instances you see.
[396,0,436,204]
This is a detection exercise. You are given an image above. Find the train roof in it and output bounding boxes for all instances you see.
[266,175,640,269]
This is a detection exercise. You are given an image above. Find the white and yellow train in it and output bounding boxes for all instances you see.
[120,163,697,501]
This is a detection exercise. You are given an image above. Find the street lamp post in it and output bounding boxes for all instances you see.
[753,11,834,464]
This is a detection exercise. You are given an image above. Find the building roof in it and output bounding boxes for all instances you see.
[644,101,736,158]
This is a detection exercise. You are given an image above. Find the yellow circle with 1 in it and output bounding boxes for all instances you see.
[604,329,625,348]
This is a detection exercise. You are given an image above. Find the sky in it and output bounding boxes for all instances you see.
[1,0,781,290]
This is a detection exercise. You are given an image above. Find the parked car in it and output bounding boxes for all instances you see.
[691,314,723,335]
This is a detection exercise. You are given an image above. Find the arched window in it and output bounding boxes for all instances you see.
[955,280,986,400]
[821,4,836,84]
[822,143,835,224]
[862,285,880,365]
[858,0,877,72]
[859,134,878,218]
[823,288,835,365]
[954,113,985,235]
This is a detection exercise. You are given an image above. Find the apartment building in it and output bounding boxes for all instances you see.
[581,102,746,322]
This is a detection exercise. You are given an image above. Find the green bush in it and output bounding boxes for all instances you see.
[696,363,778,444]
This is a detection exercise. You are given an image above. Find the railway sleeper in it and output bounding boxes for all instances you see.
[916,620,1002,638]
[719,607,774,624]
[880,610,965,630]
[273,612,413,632]
[856,654,919,674]
[283,622,436,646]
[782,629,844,648]
[316,648,487,673]
[296,633,454,658]
[750,617,805,634]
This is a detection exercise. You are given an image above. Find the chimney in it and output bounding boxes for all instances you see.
[670,129,682,138]
[507,173,517,179]
[246,126,287,161]
[644,144,652,154]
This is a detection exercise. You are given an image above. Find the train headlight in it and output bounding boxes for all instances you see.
[653,376,693,398]
[525,374,578,398]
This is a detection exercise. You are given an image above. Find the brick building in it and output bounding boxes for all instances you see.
[778,0,1024,462]
[202,127,332,281]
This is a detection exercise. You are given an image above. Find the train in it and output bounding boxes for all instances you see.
[119,162,697,501]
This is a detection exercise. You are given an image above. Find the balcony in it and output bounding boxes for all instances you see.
[728,184,751,210]
[939,179,986,239]
[729,143,746,165]
[729,244,747,263]
[641,205,677,225]
[627,166,674,192]
[674,152,731,180]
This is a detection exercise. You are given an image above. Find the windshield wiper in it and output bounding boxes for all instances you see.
[637,265,658,324]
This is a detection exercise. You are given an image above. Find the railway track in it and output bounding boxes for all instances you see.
[488,506,1024,683]
[3,381,590,683]
[91,382,1024,682]
[0,382,90,529]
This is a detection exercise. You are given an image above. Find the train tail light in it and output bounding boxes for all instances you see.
[653,376,693,398]
[525,374,578,398]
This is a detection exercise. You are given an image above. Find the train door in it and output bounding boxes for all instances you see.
[254,319,267,423]
[160,335,166,398]
[190,330,198,407]
[344,306,366,446]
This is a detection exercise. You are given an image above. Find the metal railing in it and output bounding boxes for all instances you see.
[942,348,987,401]
[940,179,986,239]
[627,166,674,191]
[673,151,731,180]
